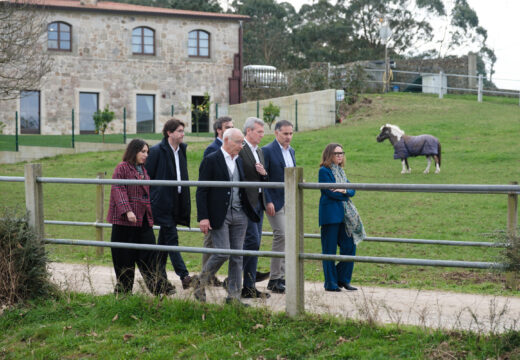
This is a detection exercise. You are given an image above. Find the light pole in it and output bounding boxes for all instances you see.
[379,19,392,93]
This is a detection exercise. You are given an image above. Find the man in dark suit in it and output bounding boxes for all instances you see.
[261,120,295,294]
[194,128,258,305]
[145,119,192,291]
[239,117,270,299]
[200,116,234,286]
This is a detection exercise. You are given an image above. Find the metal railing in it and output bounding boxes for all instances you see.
[4,164,519,316]
[365,68,520,105]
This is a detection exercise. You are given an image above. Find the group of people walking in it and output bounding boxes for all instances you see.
[107,116,365,305]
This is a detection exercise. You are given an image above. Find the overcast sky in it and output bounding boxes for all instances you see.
[223,0,520,90]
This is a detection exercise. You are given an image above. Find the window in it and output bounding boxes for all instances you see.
[136,95,155,133]
[79,92,99,134]
[20,91,40,134]
[188,30,209,58]
[132,27,155,55]
[48,22,71,51]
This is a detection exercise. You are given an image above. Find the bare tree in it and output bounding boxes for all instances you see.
[0,0,52,100]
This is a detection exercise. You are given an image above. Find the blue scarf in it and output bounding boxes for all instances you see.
[330,164,366,245]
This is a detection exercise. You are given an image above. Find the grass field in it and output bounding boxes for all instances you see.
[1,92,519,294]
[1,293,518,359]
[0,132,213,151]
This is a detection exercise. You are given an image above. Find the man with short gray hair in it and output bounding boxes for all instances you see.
[239,117,270,299]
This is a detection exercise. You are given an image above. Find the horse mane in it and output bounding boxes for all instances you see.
[381,123,405,141]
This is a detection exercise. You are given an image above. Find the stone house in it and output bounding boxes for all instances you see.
[1,0,247,135]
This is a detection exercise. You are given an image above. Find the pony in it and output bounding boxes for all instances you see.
[376,124,441,174]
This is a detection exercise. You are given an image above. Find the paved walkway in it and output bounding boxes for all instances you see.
[49,262,520,334]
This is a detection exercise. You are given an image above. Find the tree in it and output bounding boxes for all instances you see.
[230,0,296,69]
[262,102,280,130]
[0,1,52,100]
[93,105,115,143]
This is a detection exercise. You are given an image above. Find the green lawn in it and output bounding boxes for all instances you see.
[1,92,518,295]
[1,294,518,359]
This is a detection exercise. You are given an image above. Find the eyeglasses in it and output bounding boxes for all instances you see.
[334,152,345,156]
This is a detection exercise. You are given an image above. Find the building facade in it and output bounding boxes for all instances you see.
[1,0,246,135]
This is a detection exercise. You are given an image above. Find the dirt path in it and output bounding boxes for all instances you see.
[49,262,520,334]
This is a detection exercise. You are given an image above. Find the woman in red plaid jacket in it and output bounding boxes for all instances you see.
[107,139,174,295]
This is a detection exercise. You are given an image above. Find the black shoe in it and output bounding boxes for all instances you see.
[338,281,357,291]
[225,297,250,307]
[222,277,229,289]
[181,275,192,290]
[325,288,341,292]
[241,287,271,299]
[255,271,270,283]
[163,283,177,296]
[211,275,223,287]
[267,279,285,294]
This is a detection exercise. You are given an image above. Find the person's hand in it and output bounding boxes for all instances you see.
[255,163,267,176]
[199,219,212,234]
[266,202,275,217]
[126,211,137,223]
[332,188,346,194]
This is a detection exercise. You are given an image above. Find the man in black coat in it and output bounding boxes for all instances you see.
[194,128,258,305]
[145,119,192,290]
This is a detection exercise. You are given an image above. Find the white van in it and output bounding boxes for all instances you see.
[243,65,287,87]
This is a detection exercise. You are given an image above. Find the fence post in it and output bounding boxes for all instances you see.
[295,100,298,132]
[215,103,219,120]
[256,100,259,118]
[506,181,518,289]
[285,167,304,317]
[123,107,127,144]
[15,111,19,152]
[25,164,44,240]
[477,74,483,103]
[71,109,75,148]
[171,104,174,117]
[438,71,444,99]
[96,172,105,256]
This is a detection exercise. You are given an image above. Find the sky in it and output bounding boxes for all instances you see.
[222,0,520,90]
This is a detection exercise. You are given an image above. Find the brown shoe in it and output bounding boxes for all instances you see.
[181,275,193,290]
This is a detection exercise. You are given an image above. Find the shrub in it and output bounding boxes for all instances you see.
[262,102,280,130]
[93,105,115,143]
[0,209,56,305]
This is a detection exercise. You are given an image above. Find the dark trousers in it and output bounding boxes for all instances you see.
[320,223,356,290]
[158,223,189,280]
[243,201,264,288]
[111,223,167,295]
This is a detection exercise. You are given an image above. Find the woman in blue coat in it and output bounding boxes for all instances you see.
[319,143,363,292]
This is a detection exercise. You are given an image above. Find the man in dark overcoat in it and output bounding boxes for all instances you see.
[145,118,192,290]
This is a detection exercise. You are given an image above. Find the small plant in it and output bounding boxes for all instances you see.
[191,92,211,133]
[262,102,280,130]
[0,120,5,134]
[0,208,56,305]
[93,105,115,143]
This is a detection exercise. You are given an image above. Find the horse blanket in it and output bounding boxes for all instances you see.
[393,135,439,159]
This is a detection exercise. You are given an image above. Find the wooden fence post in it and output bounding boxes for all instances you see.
[285,167,304,317]
[24,164,44,240]
[506,181,518,290]
[96,172,105,256]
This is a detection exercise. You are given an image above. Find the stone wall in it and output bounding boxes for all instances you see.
[0,7,240,135]
[228,89,336,133]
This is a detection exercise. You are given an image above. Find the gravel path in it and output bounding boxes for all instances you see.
[49,262,520,334]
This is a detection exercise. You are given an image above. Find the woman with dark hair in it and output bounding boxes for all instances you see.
[107,138,174,295]
[318,143,365,292]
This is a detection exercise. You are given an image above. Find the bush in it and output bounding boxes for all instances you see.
[0,209,56,305]
[93,105,115,143]
[262,102,280,130]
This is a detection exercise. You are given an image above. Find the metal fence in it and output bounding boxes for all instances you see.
[366,69,520,105]
[2,164,519,316]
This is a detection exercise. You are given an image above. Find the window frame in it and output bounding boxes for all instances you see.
[47,21,72,52]
[132,26,156,56]
[20,90,41,135]
[188,30,210,58]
